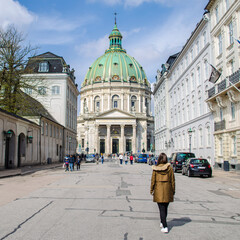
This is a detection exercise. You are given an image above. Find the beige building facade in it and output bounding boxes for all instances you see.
[205,0,240,170]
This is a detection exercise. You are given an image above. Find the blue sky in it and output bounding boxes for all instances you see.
[0,0,208,87]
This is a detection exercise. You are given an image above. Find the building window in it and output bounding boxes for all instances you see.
[112,95,119,109]
[52,86,60,95]
[231,102,235,120]
[225,0,229,10]
[232,136,237,155]
[197,67,201,86]
[219,138,223,156]
[191,49,194,61]
[46,122,48,136]
[199,128,203,147]
[50,124,52,137]
[218,33,222,55]
[228,21,233,45]
[24,88,32,95]
[38,86,46,95]
[191,73,195,90]
[207,126,211,146]
[220,108,223,121]
[204,60,208,79]
[41,121,44,135]
[203,31,207,46]
[38,62,49,72]
[131,96,137,109]
[196,40,200,54]
[82,139,84,148]
[215,5,219,23]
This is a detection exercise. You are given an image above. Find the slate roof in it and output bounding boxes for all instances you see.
[26,52,67,74]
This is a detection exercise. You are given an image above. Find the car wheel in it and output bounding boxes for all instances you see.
[187,169,191,177]
[208,173,212,178]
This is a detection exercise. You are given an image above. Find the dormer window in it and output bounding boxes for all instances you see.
[38,62,49,72]
[129,63,133,67]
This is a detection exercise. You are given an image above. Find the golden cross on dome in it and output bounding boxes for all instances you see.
[114,12,117,25]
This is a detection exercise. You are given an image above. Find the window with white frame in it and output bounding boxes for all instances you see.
[199,97,202,115]
[204,60,208,79]
[228,21,233,45]
[207,126,211,146]
[38,62,49,72]
[191,73,195,90]
[191,49,194,61]
[38,86,46,95]
[186,78,189,94]
[197,67,201,86]
[231,102,235,120]
[52,86,60,95]
[25,88,32,95]
[193,130,196,148]
[41,121,44,135]
[215,5,219,23]
[196,40,200,54]
[199,128,203,147]
[218,33,222,55]
[203,31,207,46]
[225,0,229,11]
[232,136,237,155]
[220,107,223,121]
[219,138,223,155]
[46,122,48,136]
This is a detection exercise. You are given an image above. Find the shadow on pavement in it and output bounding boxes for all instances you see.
[168,217,192,231]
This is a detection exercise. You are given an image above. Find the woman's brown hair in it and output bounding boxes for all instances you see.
[157,153,168,165]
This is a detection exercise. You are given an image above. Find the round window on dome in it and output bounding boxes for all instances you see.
[95,76,101,82]
[130,76,136,82]
[112,75,120,81]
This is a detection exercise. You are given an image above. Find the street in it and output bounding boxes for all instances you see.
[0,160,240,240]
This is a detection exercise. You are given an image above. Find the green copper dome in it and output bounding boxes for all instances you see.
[82,23,150,87]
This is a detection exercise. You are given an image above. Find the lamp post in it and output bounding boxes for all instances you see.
[87,141,89,154]
[188,128,193,153]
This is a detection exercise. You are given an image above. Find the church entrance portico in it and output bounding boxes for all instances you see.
[112,138,119,154]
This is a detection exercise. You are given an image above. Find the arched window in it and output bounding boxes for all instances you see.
[232,136,237,155]
[83,98,88,113]
[112,95,119,109]
[94,96,100,112]
[131,96,137,109]
[199,128,203,147]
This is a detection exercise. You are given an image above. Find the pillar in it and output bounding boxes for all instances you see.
[120,124,125,153]
[95,124,99,153]
[132,124,136,154]
[106,124,111,154]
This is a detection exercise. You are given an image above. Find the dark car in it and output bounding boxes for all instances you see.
[182,158,212,177]
[171,152,195,172]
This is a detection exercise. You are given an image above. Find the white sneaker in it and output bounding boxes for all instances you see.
[161,227,168,233]
[160,223,163,228]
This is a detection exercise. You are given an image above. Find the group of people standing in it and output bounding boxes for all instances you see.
[64,154,83,171]
[119,153,134,165]
[94,153,104,164]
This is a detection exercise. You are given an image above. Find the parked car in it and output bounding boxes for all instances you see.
[182,158,212,177]
[149,156,157,165]
[85,154,95,163]
[137,154,148,163]
[170,152,195,172]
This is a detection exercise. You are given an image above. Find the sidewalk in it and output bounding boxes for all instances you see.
[0,163,62,178]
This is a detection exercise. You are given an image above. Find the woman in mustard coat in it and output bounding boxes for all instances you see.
[150,153,175,233]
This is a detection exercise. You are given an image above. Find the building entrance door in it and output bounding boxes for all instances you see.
[100,139,105,154]
[112,139,119,154]
[126,139,132,152]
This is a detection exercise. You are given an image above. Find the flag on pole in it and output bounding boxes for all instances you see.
[208,64,221,84]
[235,38,240,44]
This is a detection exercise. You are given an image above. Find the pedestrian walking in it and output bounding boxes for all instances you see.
[64,156,69,172]
[124,154,128,165]
[119,153,123,164]
[150,152,175,234]
[130,154,133,165]
[95,153,99,164]
[69,155,75,171]
[101,154,104,164]
[76,155,81,170]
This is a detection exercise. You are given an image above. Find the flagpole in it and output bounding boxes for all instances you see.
[207,60,240,94]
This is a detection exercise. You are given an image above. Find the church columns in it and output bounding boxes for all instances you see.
[106,124,111,154]
[120,124,125,153]
[108,94,111,110]
[95,124,99,153]
[132,124,137,154]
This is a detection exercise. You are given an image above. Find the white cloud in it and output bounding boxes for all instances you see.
[0,0,35,29]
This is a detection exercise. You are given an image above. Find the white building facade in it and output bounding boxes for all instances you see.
[154,17,215,165]
[24,52,79,156]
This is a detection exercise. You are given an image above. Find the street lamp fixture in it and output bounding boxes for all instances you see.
[188,128,193,153]
[3,130,13,140]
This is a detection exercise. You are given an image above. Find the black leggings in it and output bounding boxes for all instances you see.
[157,202,169,228]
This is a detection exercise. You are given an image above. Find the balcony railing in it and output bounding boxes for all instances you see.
[208,68,240,99]
[214,120,225,131]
